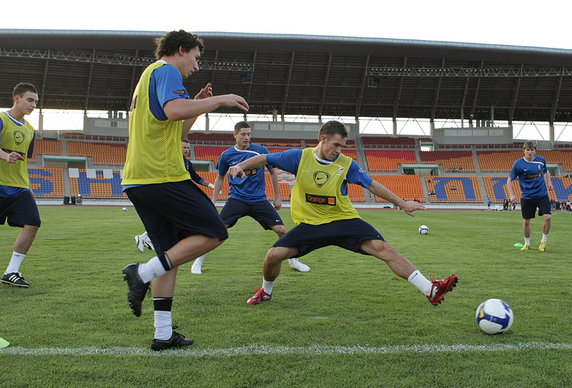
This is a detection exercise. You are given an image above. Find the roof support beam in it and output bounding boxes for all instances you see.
[509,65,523,125]
[431,59,445,121]
[318,53,333,119]
[281,51,295,120]
[393,57,407,119]
[356,55,370,121]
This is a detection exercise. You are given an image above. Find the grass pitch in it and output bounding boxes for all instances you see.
[0,206,571,387]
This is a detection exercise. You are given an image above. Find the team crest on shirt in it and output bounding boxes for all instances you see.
[13,130,25,145]
[336,167,345,176]
[313,171,330,187]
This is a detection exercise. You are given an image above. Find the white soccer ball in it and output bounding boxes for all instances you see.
[122,207,127,212]
[476,298,514,334]
[418,225,429,235]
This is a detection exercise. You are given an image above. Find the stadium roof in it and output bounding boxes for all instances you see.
[2,29,572,123]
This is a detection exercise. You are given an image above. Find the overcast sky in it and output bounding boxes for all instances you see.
[5,0,572,50]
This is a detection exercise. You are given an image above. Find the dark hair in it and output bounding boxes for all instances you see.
[154,30,205,59]
[234,121,251,133]
[523,140,537,149]
[13,82,38,97]
[319,120,348,139]
[181,138,190,144]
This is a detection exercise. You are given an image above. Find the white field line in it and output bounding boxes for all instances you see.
[0,342,570,357]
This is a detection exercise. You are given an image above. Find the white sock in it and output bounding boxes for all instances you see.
[541,234,549,243]
[5,251,25,274]
[408,270,433,296]
[262,279,274,295]
[137,257,167,284]
[524,237,531,246]
[192,254,207,269]
[153,310,173,340]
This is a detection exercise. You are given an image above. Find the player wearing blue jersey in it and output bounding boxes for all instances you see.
[0,83,40,288]
[229,121,458,307]
[507,141,553,252]
[120,30,248,351]
[193,122,310,274]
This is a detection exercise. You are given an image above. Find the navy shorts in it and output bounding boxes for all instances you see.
[521,195,551,219]
[126,180,228,255]
[273,218,383,257]
[220,198,284,230]
[0,190,41,227]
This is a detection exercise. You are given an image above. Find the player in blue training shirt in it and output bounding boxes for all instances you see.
[199,121,310,274]
[507,140,553,252]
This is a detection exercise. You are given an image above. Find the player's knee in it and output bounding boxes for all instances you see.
[273,225,287,237]
[266,247,288,263]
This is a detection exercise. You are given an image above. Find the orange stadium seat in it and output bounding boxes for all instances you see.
[419,150,475,172]
[371,175,424,202]
[477,150,523,171]
[67,142,126,165]
[365,150,416,171]
[29,139,63,162]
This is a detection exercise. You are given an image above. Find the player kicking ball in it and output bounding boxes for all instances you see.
[229,121,458,306]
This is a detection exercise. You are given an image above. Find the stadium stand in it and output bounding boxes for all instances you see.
[419,150,476,172]
[69,169,126,199]
[29,168,65,198]
[361,136,416,148]
[29,139,63,162]
[371,175,424,203]
[365,150,416,171]
[187,132,234,145]
[194,146,230,163]
[67,142,127,165]
[426,176,482,203]
[477,150,523,171]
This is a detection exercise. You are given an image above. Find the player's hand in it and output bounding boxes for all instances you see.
[194,83,213,100]
[229,165,245,178]
[273,198,282,210]
[207,183,215,189]
[220,94,249,112]
[400,201,425,217]
[5,151,24,163]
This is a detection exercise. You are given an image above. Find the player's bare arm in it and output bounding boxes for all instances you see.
[506,176,517,202]
[182,83,216,134]
[165,94,249,122]
[268,167,282,210]
[545,170,553,191]
[229,154,268,178]
[368,180,425,216]
[212,175,225,203]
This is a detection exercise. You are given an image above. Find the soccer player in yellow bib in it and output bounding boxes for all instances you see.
[121,30,248,351]
[229,121,458,306]
[0,83,40,288]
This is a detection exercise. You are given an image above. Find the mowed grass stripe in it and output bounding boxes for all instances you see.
[1,342,570,356]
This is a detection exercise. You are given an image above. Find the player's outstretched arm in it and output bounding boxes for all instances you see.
[367,180,425,216]
[212,175,225,203]
[229,154,268,178]
[165,94,249,122]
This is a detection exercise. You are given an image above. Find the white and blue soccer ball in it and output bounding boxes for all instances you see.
[121,207,127,212]
[476,298,514,334]
[418,225,429,235]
